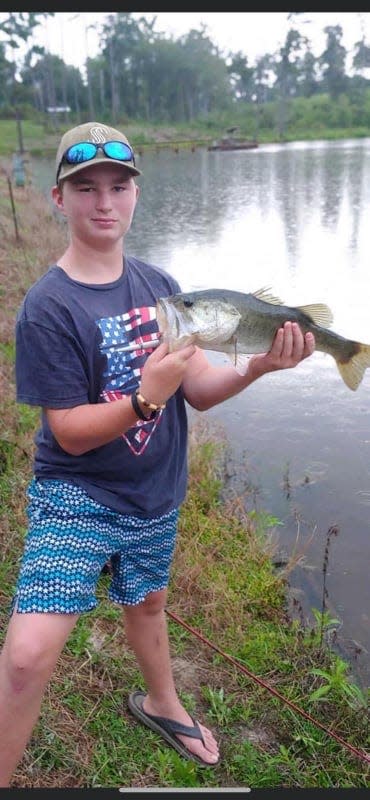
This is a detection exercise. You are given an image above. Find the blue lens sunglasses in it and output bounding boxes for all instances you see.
[56,140,136,183]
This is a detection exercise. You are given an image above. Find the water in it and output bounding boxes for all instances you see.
[32,139,370,685]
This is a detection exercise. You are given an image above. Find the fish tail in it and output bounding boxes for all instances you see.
[336,343,370,391]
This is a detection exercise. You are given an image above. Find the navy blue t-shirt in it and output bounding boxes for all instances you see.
[15,257,188,518]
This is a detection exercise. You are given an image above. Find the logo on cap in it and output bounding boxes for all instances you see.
[89,126,110,143]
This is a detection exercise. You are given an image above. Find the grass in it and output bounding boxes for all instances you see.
[1,116,370,161]
[0,173,369,788]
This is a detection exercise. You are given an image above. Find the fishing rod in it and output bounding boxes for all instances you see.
[165,608,370,767]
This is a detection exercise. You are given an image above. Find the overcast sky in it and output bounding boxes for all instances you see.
[26,11,370,72]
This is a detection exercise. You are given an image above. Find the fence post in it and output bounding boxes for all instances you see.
[15,108,24,154]
[6,175,20,242]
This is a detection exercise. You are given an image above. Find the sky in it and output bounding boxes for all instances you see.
[17,11,370,73]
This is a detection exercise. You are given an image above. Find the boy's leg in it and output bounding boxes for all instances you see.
[0,610,79,787]
[123,589,219,765]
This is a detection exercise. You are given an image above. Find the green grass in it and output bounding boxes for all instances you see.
[0,180,369,788]
[1,114,370,161]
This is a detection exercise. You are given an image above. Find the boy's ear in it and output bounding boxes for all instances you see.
[51,184,65,213]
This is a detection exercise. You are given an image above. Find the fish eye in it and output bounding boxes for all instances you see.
[183,299,193,308]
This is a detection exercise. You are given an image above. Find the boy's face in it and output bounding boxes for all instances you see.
[52,162,140,249]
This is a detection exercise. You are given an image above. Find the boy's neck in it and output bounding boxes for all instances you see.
[57,241,125,284]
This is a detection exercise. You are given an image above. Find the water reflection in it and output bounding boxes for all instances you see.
[127,141,370,345]
[33,138,370,684]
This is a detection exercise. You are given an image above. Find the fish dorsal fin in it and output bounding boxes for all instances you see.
[252,286,285,305]
[253,286,334,328]
[296,303,334,328]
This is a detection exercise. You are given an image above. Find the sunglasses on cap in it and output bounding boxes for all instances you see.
[56,140,136,183]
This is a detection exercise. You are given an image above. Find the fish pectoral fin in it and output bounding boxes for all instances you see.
[227,351,250,376]
[336,342,370,391]
[296,303,334,328]
[252,286,285,305]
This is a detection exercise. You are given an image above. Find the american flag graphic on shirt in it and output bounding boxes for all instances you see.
[96,305,162,455]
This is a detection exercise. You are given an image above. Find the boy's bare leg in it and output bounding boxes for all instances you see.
[123,589,219,764]
[0,611,79,787]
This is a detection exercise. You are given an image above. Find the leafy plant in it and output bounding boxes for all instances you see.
[308,657,368,710]
[202,686,235,726]
[309,607,341,648]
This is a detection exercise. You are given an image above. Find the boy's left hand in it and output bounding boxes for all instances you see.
[247,321,315,380]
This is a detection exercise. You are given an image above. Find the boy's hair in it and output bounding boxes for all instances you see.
[55,121,141,184]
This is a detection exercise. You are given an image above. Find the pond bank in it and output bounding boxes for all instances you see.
[0,177,368,788]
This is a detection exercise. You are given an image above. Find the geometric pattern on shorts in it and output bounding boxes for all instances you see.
[11,478,179,615]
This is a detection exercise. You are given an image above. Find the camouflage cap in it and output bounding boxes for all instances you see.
[55,121,141,183]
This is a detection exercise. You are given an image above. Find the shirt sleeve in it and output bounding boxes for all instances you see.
[15,319,90,408]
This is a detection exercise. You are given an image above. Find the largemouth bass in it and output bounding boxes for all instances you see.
[156,287,370,391]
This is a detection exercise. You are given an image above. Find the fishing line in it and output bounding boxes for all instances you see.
[165,608,370,767]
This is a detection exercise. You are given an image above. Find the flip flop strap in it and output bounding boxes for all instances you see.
[146,713,204,743]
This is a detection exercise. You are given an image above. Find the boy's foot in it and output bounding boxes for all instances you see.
[128,690,220,767]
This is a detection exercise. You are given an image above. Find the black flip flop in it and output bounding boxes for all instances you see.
[127,690,219,768]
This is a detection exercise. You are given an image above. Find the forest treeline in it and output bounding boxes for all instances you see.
[2,12,370,139]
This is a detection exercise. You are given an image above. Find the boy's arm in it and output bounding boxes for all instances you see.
[45,396,140,456]
[45,324,314,455]
[182,321,315,411]
[46,341,196,455]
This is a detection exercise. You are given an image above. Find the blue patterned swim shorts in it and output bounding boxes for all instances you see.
[12,478,179,614]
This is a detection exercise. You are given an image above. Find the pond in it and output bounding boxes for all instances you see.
[32,138,370,686]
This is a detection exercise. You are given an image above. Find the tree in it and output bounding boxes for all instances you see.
[253,54,275,105]
[227,52,255,104]
[298,49,319,97]
[99,12,156,121]
[274,28,309,99]
[21,52,85,116]
[97,14,231,123]
[175,28,231,120]
[353,37,370,74]
[0,12,52,48]
[272,28,310,137]
[319,25,347,99]
[0,12,55,121]
[0,42,14,94]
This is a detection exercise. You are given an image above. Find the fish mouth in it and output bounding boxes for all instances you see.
[156,296,198,349]
[156,297,173,338]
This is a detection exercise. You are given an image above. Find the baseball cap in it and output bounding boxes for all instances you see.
[55,121,141,183]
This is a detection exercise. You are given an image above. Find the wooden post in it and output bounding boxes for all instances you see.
[15,108,24,154]
[12,153,25,187]
[6,175,20,242]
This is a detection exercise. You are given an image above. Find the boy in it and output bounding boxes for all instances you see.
[0,121,315,786]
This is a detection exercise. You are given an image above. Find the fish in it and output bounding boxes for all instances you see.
[156,286,370,391]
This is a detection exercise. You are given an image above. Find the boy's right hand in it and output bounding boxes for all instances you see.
[139,340,196,406]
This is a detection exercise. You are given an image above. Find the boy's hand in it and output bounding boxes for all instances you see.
[139,340,196,405]
[247,321,315,381]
